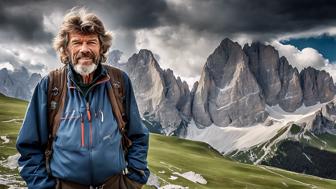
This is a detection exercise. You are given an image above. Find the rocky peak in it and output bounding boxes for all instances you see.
[108,50,123,65]
[122,49,192,135]
[192,38,268,127]
[0,66,41,100]
[12,66,30,80]
[300,67,335,106]
[206,38,243,88]
[124,50,165,115]
[128,49,157,66]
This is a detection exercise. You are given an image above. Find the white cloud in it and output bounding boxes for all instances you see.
[270,40,336,83]
[0,62,14,71]
[43,11,63,35]
[271,41,329,71]
[276,26,336,41]
[321,63,336,83]
[135,25,221,87]
[0,43,59,75]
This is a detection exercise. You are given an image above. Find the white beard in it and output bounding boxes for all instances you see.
[73,63,97,76]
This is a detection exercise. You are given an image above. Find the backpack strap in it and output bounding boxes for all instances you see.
[46,65,67,175]
[103,64,132,153]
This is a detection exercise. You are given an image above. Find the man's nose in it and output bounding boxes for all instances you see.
[79,43,90,53]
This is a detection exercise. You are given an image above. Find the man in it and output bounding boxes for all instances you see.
[16,8,149,189]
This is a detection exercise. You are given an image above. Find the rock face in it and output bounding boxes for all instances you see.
[305,101,336,134]
[300,67,335,106]
[192,38,268,127]
[278,57,303,112]
[191,39,335,128]
[0,67,41,100]
[123,49,192,135]
[243,42,335,111]
[107,50,123,65]
[244,42,282,105]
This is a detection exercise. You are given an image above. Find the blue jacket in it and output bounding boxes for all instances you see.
[16,64,150,188]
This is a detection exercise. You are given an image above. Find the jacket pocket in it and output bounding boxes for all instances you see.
[54,110,82,151]
[97,108,119,144]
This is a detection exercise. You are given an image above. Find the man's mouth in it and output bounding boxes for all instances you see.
[77,57,94,65]
[79,57,92,60]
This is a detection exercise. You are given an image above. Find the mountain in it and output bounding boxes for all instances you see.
[0,67,42,100]
[185,38,336,179]
[115,50,192,135]
[243,42,336,111]
[192,39,268,127]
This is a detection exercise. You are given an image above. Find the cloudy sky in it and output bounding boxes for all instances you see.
[0,0,336,87]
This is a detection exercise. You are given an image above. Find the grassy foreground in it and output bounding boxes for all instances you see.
[1,94,336,188]
[147,134,336,189]
[0,93,28,188]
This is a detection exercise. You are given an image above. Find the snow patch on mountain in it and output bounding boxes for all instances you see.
[265,102,330,122]
[186,120,285,154]
[186,101,330,154]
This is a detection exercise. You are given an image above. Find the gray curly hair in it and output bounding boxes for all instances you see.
[53,7,112,64]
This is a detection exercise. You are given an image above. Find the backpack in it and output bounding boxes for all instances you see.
[45,64,132,174]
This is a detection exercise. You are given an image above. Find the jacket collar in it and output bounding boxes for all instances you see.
[66,62,109,89]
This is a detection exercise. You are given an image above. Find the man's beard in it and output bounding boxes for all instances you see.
[71,51,100,76]
[73,63,97,76]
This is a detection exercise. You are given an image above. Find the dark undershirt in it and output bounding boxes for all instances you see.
[69,63,103,98]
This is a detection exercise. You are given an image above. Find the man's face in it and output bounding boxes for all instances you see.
[67,32,101,76]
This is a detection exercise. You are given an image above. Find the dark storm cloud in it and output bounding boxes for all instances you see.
[162,0,336,39]
[0,0,168,48]
[91,0,168,29]
[0,0,55,43]
[1,0,336,43]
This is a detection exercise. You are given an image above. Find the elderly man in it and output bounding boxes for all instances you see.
[16,8,149,189]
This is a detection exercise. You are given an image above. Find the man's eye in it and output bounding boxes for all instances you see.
[72,42,80,45]
[88,41,97,45]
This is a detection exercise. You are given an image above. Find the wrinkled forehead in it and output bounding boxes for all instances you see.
[68,32,99,41]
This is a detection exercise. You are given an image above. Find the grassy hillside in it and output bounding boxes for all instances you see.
[148,134,336,189]
[0,94,28,188]
[1,94,336,188]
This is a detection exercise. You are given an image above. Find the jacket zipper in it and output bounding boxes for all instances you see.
[80,113,85,147]
[68,74,110,183]
[86,102,93,146]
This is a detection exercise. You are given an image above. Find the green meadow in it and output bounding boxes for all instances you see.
[1,94,336,189]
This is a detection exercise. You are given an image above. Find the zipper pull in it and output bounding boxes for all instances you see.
[86,102,91,122]
[100,110,104,123]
